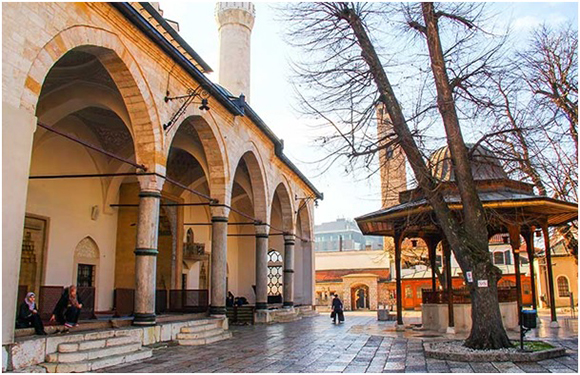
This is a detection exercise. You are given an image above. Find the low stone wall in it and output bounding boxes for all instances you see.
[422,302,518,333]
[3,317,226,371]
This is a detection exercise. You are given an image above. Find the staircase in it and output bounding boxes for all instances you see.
[40,332,151,373]
[226,305,255,325]
[271,308,301,323]
[297,305,319,318]
[177,317,231,345]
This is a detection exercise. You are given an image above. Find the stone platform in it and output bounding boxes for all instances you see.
[3,314,220,372]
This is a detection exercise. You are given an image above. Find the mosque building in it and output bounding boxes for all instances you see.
[2,2,321,371]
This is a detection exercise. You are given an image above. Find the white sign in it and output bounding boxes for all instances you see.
[478,280,488,288]
[466,271,473,283]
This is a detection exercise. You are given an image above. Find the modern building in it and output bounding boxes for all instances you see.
[314,218,383,252]
[3,2,321,370]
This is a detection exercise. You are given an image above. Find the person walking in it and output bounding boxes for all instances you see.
[50,285,83,328]
[331,294,344,324]
[16,292,47,335]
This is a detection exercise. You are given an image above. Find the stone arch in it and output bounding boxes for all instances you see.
[21,25,162,168]
[168,115,229,205]
[270,181,294,233]
[350,283,370,310]
[296,197,313,241]
[230,148,268,223]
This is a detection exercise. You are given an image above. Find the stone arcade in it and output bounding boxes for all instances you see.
[2,2,321,370]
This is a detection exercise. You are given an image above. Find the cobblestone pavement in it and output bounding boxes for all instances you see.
[100,313,578,373]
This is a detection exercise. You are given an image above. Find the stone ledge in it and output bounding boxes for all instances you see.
[424,341,567,362]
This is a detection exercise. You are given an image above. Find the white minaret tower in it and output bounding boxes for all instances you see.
[215,2,255,103]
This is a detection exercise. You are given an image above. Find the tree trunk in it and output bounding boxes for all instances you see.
[340,4,511,349]
[464,263,511,349]
[421,3,511,348]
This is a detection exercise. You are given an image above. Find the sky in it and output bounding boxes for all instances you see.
[159,1,578,226]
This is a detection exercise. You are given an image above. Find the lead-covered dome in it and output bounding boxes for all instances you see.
[429,144,508,182]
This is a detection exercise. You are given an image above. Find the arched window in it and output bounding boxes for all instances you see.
[557,276,570,297]
[267,250,283,296]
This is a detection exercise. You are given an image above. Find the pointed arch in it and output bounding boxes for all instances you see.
[230,148,268,223]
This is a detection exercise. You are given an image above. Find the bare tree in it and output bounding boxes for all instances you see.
[479,24,578,258]
[281,2,512,349]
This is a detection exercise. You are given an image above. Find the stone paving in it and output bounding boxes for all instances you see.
[100,312,578,373]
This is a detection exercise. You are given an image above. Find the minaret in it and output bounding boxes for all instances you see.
[377,104,407,209]
[376,104,407,261]
[215,2,255,102]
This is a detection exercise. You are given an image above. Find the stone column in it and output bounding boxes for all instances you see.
[133,175,165,326]
[523,228,538,311]
[210,205,230,316]
[255,224,269,310]
[425,236,441,292]
[442,240,455,333]
[2,103,36,344]
[394,230,403,327]
[508,225,523,323]
[541,224,559,327]
[283,234,295,307]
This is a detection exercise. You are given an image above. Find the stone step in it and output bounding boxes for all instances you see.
[180,322,221,333]
[187,317,225,327]
[300,311,319,317]
[177,327,225,340]
[58,335,138,353]
[178,331,232,346]
[41,348,152,373]
[46,342,142,363]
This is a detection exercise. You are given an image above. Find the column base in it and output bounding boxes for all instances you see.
[210,306,226,316]
[549,321,560,328]
[255,310,272,324]
[283,301,294,307]
[396,324,405,331]
[446,326,456,334]
[133,313,156,326]
[255,302,268,310]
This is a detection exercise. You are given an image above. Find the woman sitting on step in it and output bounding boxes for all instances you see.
[50,285,83,328]
[16,292,47,335]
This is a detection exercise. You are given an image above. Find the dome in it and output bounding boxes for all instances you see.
[429,144,508,182]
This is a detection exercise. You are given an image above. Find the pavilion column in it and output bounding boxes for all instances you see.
[442,240,454,333]
[210,205,230,316]
[508,225,523,324]
[394,230,404,327]
[133,175,165,326]
[283,233,295,307]
[255,224,269,310]
[541,224,559,327]
[523,228,538,311]
[425,236,441,292]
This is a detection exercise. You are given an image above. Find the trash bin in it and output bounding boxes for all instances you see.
[521,309,537,329]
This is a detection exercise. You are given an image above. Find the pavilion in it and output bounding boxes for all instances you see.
[355,145,578,331]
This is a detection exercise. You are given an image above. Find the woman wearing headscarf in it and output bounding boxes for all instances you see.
[17,292,47,335]
[50,285,83,328]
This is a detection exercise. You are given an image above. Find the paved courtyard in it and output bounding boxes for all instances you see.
[100,312,578,373]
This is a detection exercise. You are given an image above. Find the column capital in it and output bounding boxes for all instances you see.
[284,233,296,244]
[255,224,269,237]
[137,173,165,193]
[210,204,230,218]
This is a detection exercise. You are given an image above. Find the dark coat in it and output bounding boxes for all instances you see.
[17,302,35,324]
[52,289,82,324]
[332,297,343,312]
